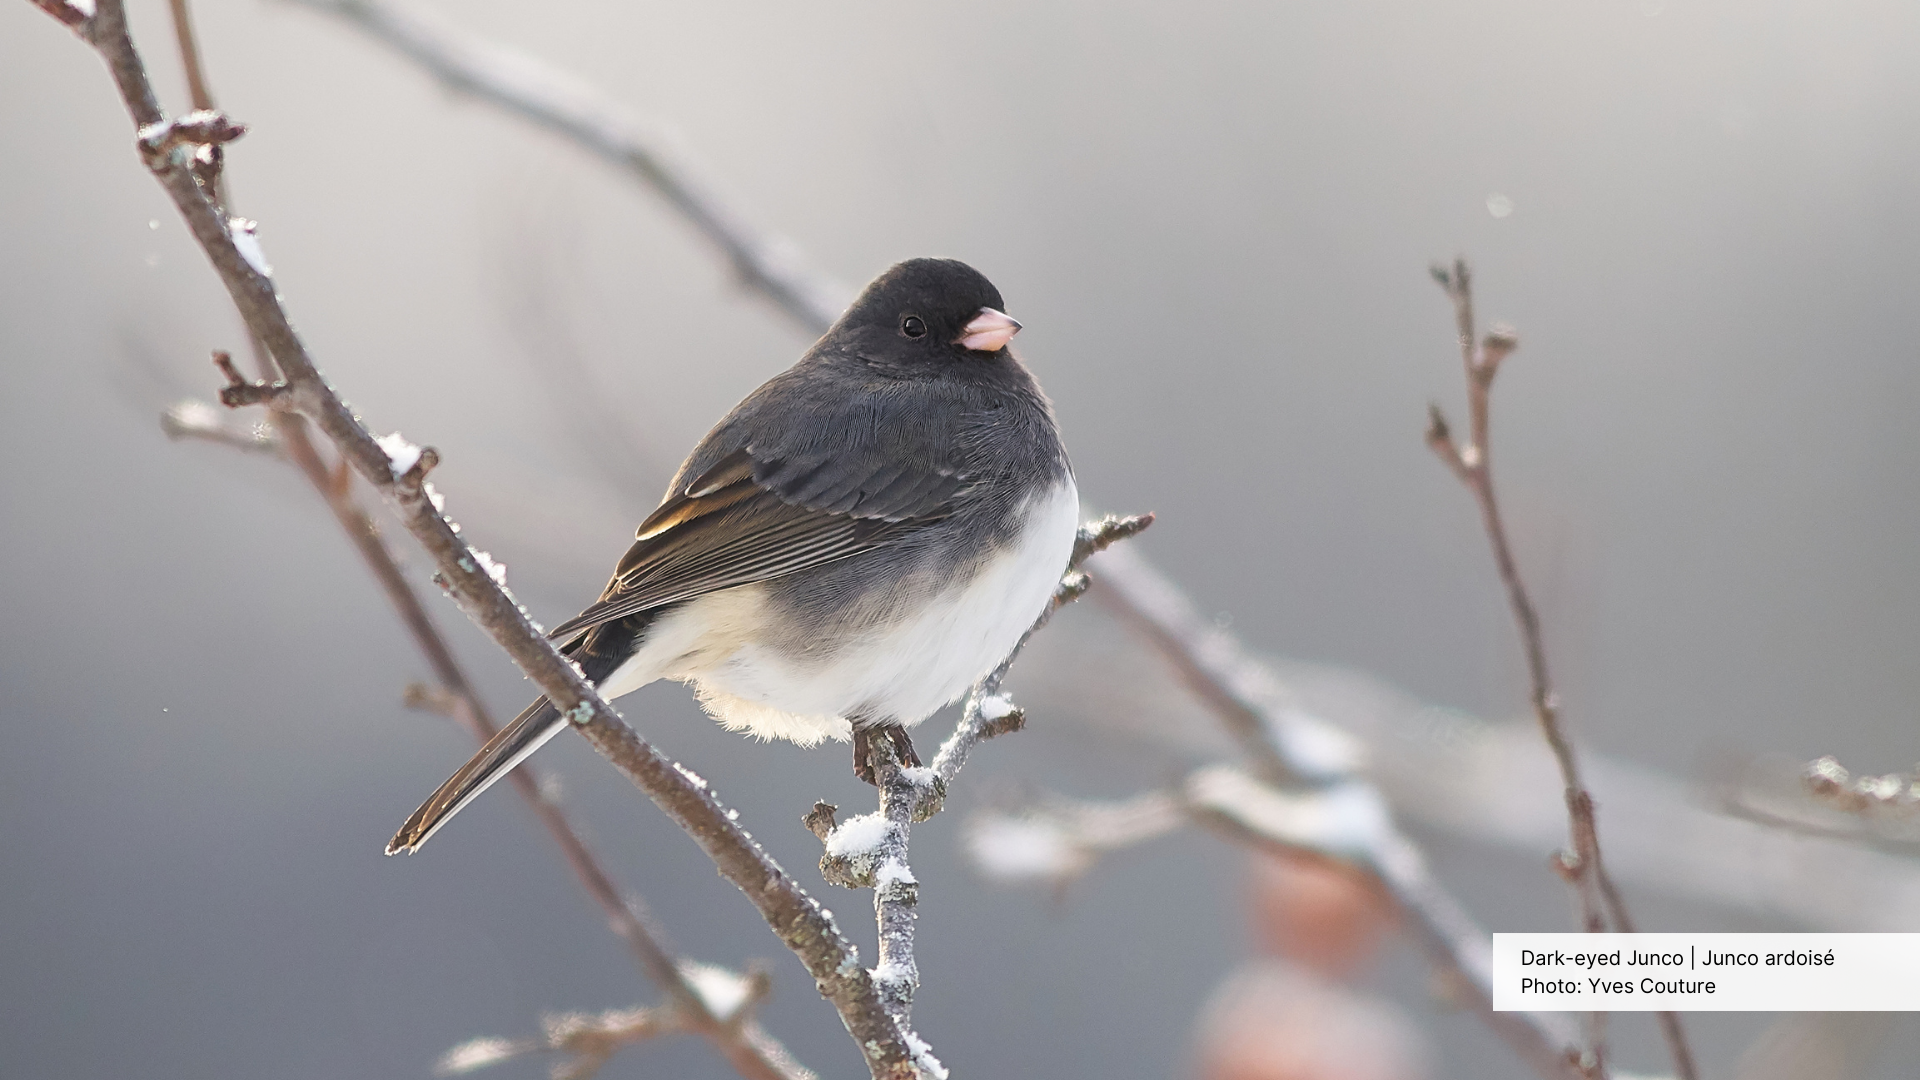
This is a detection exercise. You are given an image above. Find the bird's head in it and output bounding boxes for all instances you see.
[827,257,1023,369]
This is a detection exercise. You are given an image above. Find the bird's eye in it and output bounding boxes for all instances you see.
[901,315,927,338]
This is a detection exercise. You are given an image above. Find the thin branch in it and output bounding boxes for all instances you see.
[436,966,776,1080]
[287,0,850,333]
[437,1006,674,1080]
[151,6,812,1078]
[1426,259,1696,1080]
[41,6,908,1076]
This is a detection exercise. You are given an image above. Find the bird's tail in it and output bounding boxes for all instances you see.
[386,696,570,855]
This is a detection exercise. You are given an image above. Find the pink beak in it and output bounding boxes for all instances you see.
[955,307,1022,352]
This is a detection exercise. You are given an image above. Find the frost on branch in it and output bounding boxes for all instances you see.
[375,431,423,476]
[904,1030,949,1080]
[227,218,272,277]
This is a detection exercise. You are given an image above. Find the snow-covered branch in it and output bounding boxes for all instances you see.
[134,5,822,1078]
[34,2,914,1074]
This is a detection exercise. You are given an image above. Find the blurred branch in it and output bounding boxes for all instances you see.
[437,1006,674,1080]
[1425,260,1695,1080]
[149,6,815,1080]
[37,4,912,1076]
[161,397,282,454]
[967,790,1185,886]
[1802,755,1920,818]
[967,766,1586,1080]
[1713,753,1920,854]
[286,0,851,331]
[438,965,776,1080]
[1074,539,1592,1080]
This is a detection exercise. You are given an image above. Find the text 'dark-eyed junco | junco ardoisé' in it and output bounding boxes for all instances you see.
[387,257,1077,854]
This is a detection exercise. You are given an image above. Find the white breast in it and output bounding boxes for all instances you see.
[602,478,1082,746]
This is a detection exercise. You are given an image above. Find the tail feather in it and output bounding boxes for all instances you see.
[387,697,571,854]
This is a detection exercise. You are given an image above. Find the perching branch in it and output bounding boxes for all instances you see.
[38,4,917,1076]
[146,6,814,1078]
[1425,260,1696,1080]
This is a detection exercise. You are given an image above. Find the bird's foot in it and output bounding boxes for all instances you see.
[852,725,921,785]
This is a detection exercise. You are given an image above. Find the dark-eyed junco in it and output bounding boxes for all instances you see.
[388,258,1077,854]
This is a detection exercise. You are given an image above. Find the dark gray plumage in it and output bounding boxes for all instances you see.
[389,258,1076,854]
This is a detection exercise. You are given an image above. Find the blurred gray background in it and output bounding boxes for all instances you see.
[5,0,1920,1077]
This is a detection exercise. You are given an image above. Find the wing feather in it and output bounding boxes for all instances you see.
[546,446,952,644]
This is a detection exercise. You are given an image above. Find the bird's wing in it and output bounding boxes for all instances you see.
[545,443,974,643]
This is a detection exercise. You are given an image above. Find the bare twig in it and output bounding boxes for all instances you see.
[28,0,88,29]
[147,7,814,1078]
[39,5,908,1075]
[1425,259,1696,1080]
